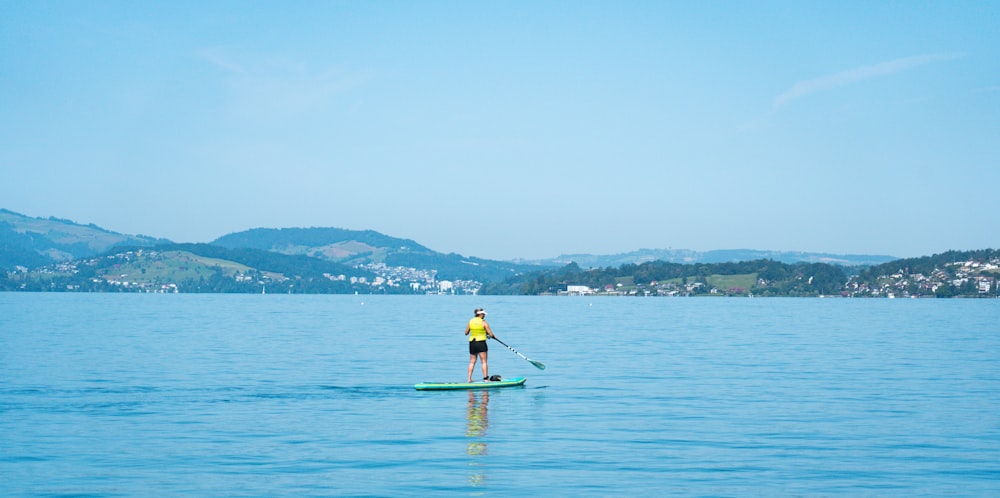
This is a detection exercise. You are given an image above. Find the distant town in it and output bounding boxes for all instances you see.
[355,262,483,295]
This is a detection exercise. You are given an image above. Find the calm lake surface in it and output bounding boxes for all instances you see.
[2,294,998,496]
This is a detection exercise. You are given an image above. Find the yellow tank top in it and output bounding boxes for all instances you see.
[468,317,487,341]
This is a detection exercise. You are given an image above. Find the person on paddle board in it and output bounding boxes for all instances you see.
[464,308,497,382]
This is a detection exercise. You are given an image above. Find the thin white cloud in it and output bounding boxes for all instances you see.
[196,47,372,120]
[773,53,965,109]
[198,47,248,75]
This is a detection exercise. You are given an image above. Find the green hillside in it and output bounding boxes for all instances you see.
[212,227,432,263]
[3,243,378,293]
[97,250,260,286]
[212,227,546,282]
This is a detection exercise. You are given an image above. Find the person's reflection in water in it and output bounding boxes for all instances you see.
[466,390,489,486]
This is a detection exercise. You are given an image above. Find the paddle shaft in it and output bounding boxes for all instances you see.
[491,336,545,370]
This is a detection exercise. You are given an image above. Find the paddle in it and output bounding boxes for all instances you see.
[491,336,545,370]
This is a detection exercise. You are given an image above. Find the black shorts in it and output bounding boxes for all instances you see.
[469,339,488,355]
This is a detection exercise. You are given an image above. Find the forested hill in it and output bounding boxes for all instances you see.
[481,259,850,296]
[212,227,432,263]
[524,248,897,268]
[211,227,543,283]
[481,249,1000,298]
[0,209,167,268]
[154,243,368,280]
[858,249,1000,280]
[3,243,378,293]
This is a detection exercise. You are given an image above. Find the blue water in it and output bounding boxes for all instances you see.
[2,294,998,496]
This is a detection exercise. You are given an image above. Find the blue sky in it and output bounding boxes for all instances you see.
[2,1,997,260]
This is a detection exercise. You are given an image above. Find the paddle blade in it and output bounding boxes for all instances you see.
[529,359,546,370]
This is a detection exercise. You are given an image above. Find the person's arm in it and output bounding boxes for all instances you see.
[484,321,496,339]
[464,323,471,336]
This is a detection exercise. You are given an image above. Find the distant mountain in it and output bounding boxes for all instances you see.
[211,227,546,282]
[0,209,169,270]
[518,248,898,268]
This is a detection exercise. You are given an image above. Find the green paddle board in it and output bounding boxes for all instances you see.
[414,376,526,391]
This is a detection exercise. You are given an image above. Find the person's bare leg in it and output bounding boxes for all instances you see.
[479,352,489,380]
[467,355,477,382]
